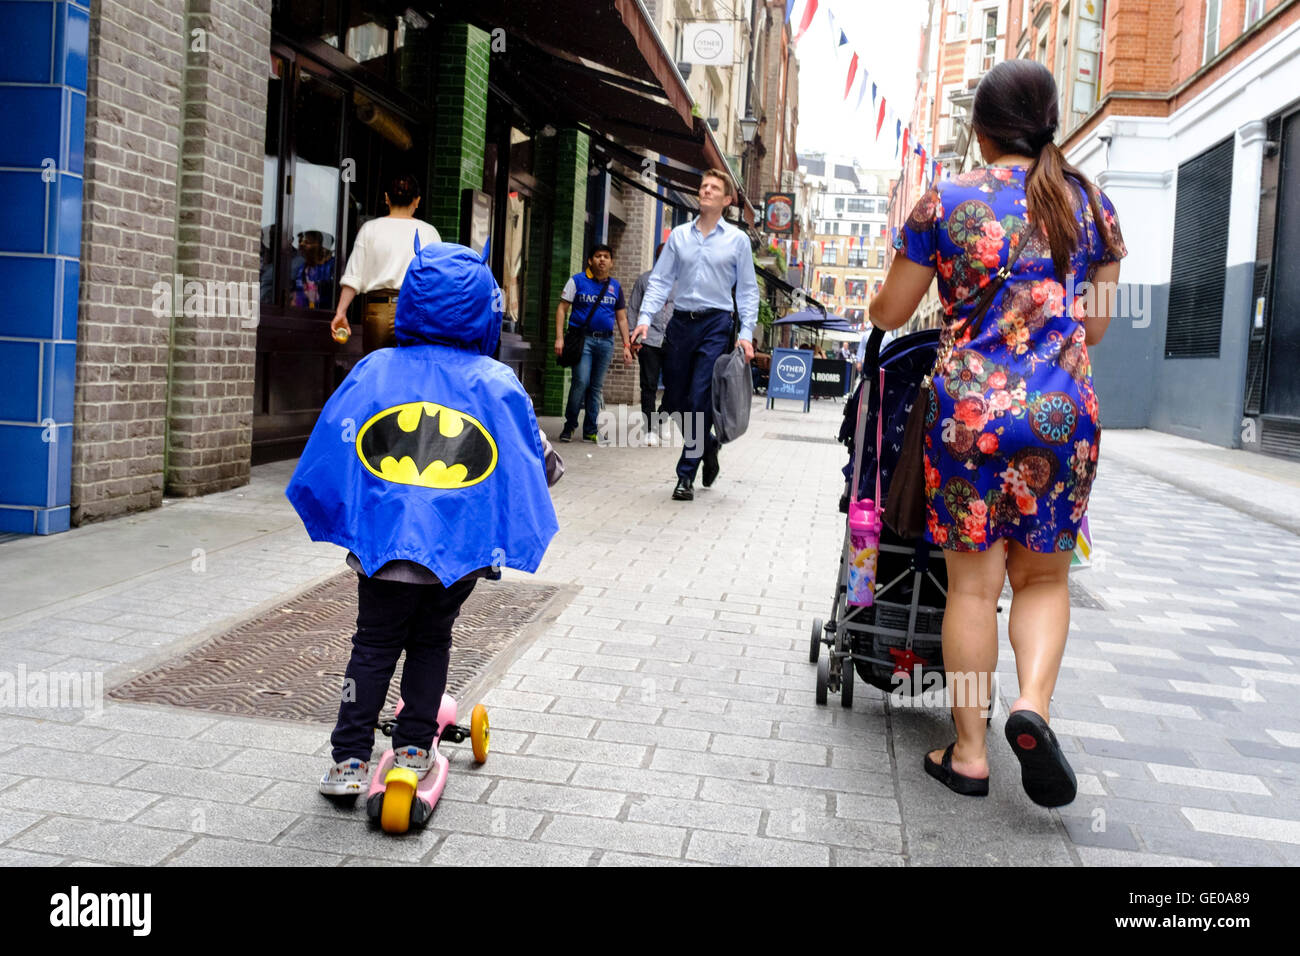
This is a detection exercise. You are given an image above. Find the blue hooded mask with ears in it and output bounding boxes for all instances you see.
[286,241,558,584]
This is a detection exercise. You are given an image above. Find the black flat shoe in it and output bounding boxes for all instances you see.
[1005,709,1077,808]
[702,447,719,487]
[923,743,989,797]
[672,478,694,501]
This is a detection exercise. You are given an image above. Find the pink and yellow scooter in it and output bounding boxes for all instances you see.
[367,694,489,834]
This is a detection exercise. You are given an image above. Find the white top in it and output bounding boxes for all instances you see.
[339,217,441,294]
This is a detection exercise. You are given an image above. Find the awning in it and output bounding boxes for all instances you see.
[457,0,756,221]
[756,267,827,313]
[773,308,852,330]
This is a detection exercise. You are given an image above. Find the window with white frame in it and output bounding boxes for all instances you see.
[982,8,999,72]
[1204,0,1221,63]
[946,0,970,40]
[823,243,838,265]
[1244,0,1264,30]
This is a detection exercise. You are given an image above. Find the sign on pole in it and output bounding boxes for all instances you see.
[681,22,735,66]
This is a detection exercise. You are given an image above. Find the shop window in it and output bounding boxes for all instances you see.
[289,67,346,312]
[261,55,286,305]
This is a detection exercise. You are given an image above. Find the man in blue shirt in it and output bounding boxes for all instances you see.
[632,170,759,500]
[554,244,632,443]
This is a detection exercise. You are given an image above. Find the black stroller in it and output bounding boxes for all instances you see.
[810,326,951,707]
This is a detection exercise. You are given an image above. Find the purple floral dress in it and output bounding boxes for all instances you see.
[897,165,1126,553]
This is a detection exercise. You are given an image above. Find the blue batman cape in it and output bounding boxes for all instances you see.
[286,241,559,585]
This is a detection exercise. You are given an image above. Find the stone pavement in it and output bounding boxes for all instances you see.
[1,398,1298,866]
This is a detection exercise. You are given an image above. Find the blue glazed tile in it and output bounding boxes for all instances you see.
[0,255,56,338]
[0,341,41,422]
[35,505,70,534]
[0,171,48,254]
[0,87,63,167]
[56,1,89,92]
[0,422,57,507]
[66,88,85,175]
[48,171,82,257]
[59,257,79,340]
[0,2,54,84]
[0,508,36,535]
[40,341,75,422]
[53,423,71,504]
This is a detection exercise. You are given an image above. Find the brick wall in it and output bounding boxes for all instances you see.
[165,0,270,497]
[1064,0,1300,149]
[603,166,656,407]
[72,0,187,523]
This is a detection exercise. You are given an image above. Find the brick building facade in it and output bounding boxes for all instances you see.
[894,0,1300,457]
[1,1,746,534]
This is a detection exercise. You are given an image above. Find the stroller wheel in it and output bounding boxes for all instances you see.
[815,654,830,705]
[809,617,824,664]
[841,653,854,709]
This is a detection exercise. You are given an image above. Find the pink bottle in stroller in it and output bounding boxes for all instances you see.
[846,499,882,606]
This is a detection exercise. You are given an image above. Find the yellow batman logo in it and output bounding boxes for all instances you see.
[355,402,498,489]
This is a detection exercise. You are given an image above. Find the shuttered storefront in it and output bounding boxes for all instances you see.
[1165,137,1234,359]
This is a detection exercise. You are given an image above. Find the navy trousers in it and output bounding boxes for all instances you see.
[662,308,732,481]
[330,574,477,763]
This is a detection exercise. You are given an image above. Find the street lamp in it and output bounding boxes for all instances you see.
[739,112,759,144]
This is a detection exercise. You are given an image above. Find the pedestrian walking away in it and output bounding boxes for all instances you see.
[627,242,675,445]
[633,169,759,500]
[554,244,633,444]
[329,173,441,353]
[868,58,1126,808]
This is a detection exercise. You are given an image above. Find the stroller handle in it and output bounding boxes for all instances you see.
[863,325,886,375]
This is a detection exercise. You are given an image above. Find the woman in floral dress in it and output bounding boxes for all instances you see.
[869,60,1125,807]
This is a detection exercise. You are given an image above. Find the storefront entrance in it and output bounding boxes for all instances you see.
[253,5,436,463]
[1259,105,1300,458]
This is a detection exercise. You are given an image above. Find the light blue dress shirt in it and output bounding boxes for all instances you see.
[638,217,760,343]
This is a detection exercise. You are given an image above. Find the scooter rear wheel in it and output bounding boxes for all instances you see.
[470,704,490,764]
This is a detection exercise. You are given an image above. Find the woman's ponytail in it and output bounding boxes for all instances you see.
[972,60,1123,282]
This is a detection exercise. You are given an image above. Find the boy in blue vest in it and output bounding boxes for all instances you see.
[553,244,633,443]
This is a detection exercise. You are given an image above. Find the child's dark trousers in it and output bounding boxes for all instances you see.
[330,574,477,763]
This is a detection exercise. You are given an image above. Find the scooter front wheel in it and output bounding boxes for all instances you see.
[380,767,419,834]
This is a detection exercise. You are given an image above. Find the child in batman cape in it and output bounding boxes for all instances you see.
[286,241,562,797]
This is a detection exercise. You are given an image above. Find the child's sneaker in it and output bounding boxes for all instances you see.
[319,758,368,797]
[393,745,435,779]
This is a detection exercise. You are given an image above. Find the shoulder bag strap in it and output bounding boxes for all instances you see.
[575,278,612,331]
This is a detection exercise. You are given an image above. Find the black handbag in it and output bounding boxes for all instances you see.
[558,278,611,368]
[883,226,1029,539]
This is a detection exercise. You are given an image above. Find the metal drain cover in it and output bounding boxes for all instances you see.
[110,573,560,723]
